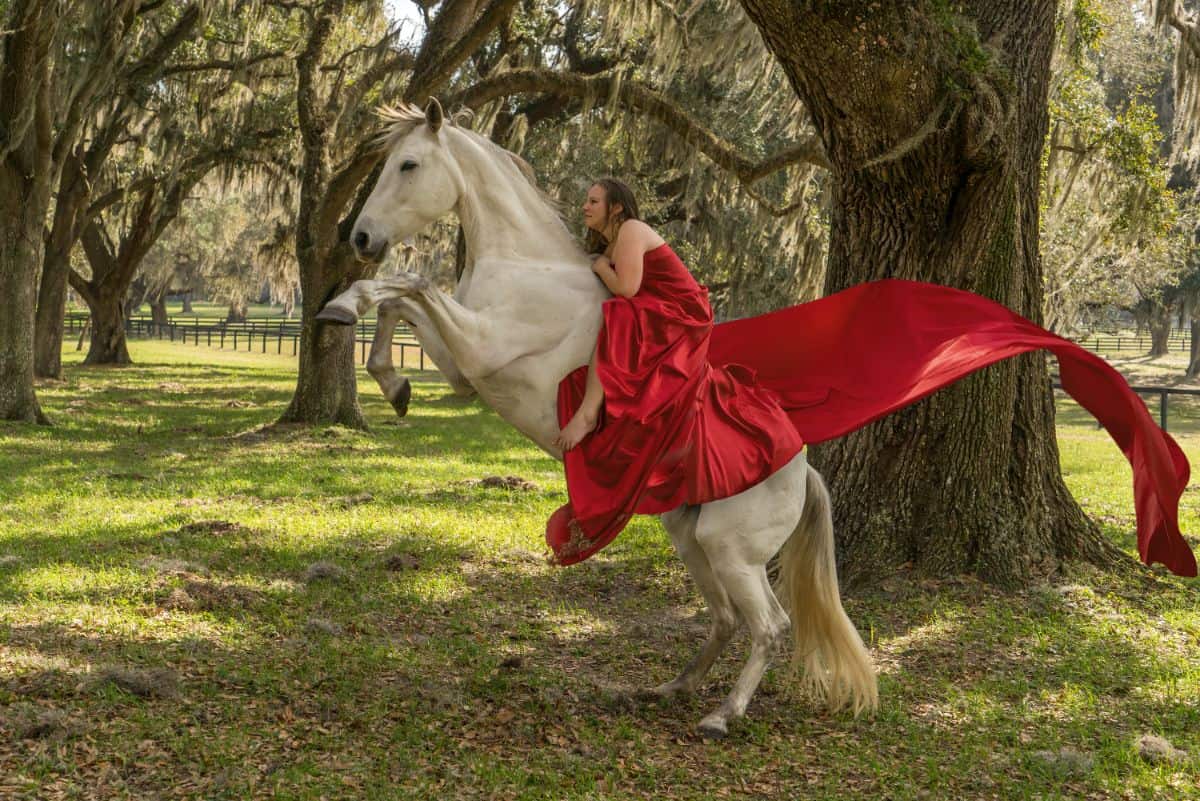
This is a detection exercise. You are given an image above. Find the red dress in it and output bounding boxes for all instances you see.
[548,246,1198,577]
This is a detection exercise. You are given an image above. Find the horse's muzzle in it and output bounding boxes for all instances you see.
[352,228,388,263]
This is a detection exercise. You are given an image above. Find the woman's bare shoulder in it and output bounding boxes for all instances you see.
[616,219,667,250]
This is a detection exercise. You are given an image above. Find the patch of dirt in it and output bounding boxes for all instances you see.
[88,665,179,699]
[0,665,75,699]
[0,703,73,740]
[138,556,208,577]
[1031,747,1094,776]
[383,553,420,572]
[303,561,346,583]
[340,492,374,508]
[224,399,254,408]
[461,475,539,491]
[107,470,151,481]
[174,520,244,538]
[156,382,187,392]
[0,554,20,569]
[159,577,264,612]
[1136,734,1188,764]
[304,618,344,637]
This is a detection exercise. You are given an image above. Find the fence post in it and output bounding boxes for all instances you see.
[293,335,297,356]
[278,330,282,353]
[233,331,238,350]
[1160,390,1168,432]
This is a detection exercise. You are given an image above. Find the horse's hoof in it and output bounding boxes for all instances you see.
[698,719,728,740]
[316,306,357,326]
[390,381,412,417]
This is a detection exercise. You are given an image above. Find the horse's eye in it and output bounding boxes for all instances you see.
[400,160,418,172]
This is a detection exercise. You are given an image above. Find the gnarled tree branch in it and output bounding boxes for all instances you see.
[448,67,832,186]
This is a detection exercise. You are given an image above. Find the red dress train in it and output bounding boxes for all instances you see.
[547,244,1197,577]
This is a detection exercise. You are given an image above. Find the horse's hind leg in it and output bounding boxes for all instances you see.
[690,455,807,739]
[650,505,740,699]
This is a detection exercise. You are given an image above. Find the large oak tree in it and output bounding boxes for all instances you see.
[729,1,1121,585]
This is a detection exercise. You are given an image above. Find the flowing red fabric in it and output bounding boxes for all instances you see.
[549,245,1197,577]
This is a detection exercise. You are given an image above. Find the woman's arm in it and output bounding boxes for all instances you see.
[593,221,650,298]
[591,255,622,296]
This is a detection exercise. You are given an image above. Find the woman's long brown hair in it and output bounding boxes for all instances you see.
[585,178,642,255]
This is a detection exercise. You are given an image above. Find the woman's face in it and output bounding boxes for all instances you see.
[583,185,624,234]
[582,185,608,233]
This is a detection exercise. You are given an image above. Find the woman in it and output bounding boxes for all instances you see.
[548,178,804,564]
[554,179,664,450]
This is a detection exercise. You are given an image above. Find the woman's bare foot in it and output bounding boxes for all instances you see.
[555,407,599,451]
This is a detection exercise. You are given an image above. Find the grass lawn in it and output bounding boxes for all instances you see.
[1,341,1198,800]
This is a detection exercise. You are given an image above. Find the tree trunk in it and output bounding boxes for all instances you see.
[33,248,69,380]
[740,0,1117,585]
[1148,309,1172,358]
[181,291,194,314]
[226,298,248,323]
[0,174,50,422]
[0,0,55,423]
[278,260,366,428]
[150,293,169,334]
[1187,319,1200,377]
[81,289,132,366]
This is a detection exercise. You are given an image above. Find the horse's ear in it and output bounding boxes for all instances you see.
[426,97,444,133]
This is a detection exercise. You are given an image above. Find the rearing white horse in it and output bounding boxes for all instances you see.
[318,99,878,738]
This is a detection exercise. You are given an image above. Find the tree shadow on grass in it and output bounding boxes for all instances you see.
[3,531,1197,799]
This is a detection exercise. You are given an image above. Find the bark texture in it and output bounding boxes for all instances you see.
[738,0,1119,585]
[0,168,52,421]
[0,0,57,423]
[35,153,91,378]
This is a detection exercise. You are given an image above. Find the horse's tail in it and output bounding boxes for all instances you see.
[775,464,878,715]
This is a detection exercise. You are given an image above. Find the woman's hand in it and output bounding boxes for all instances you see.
[591,254,612,275]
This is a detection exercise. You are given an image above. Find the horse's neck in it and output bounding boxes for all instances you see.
[451,134,585,269]
[448,142,606,449]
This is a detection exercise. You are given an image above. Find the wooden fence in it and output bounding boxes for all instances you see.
[1083,334,1192,354]
[63,312,1200,430]
[64,311,430,370]
[1052,383,1200,433]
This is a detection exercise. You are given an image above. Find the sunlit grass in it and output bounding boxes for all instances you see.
[0,340,1196,799]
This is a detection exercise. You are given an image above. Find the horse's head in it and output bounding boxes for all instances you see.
[352,98,460,263]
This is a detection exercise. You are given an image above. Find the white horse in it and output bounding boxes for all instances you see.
[318,99,878,738]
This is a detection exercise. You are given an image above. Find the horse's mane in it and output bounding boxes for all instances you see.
[375,103,568,227]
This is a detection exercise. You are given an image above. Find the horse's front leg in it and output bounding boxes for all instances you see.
[364,301,416,417]
[384,298,476,398]
[317,276,430,326]
[318,274,524,382]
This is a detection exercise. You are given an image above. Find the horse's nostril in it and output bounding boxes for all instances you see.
[353,230,370,251]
